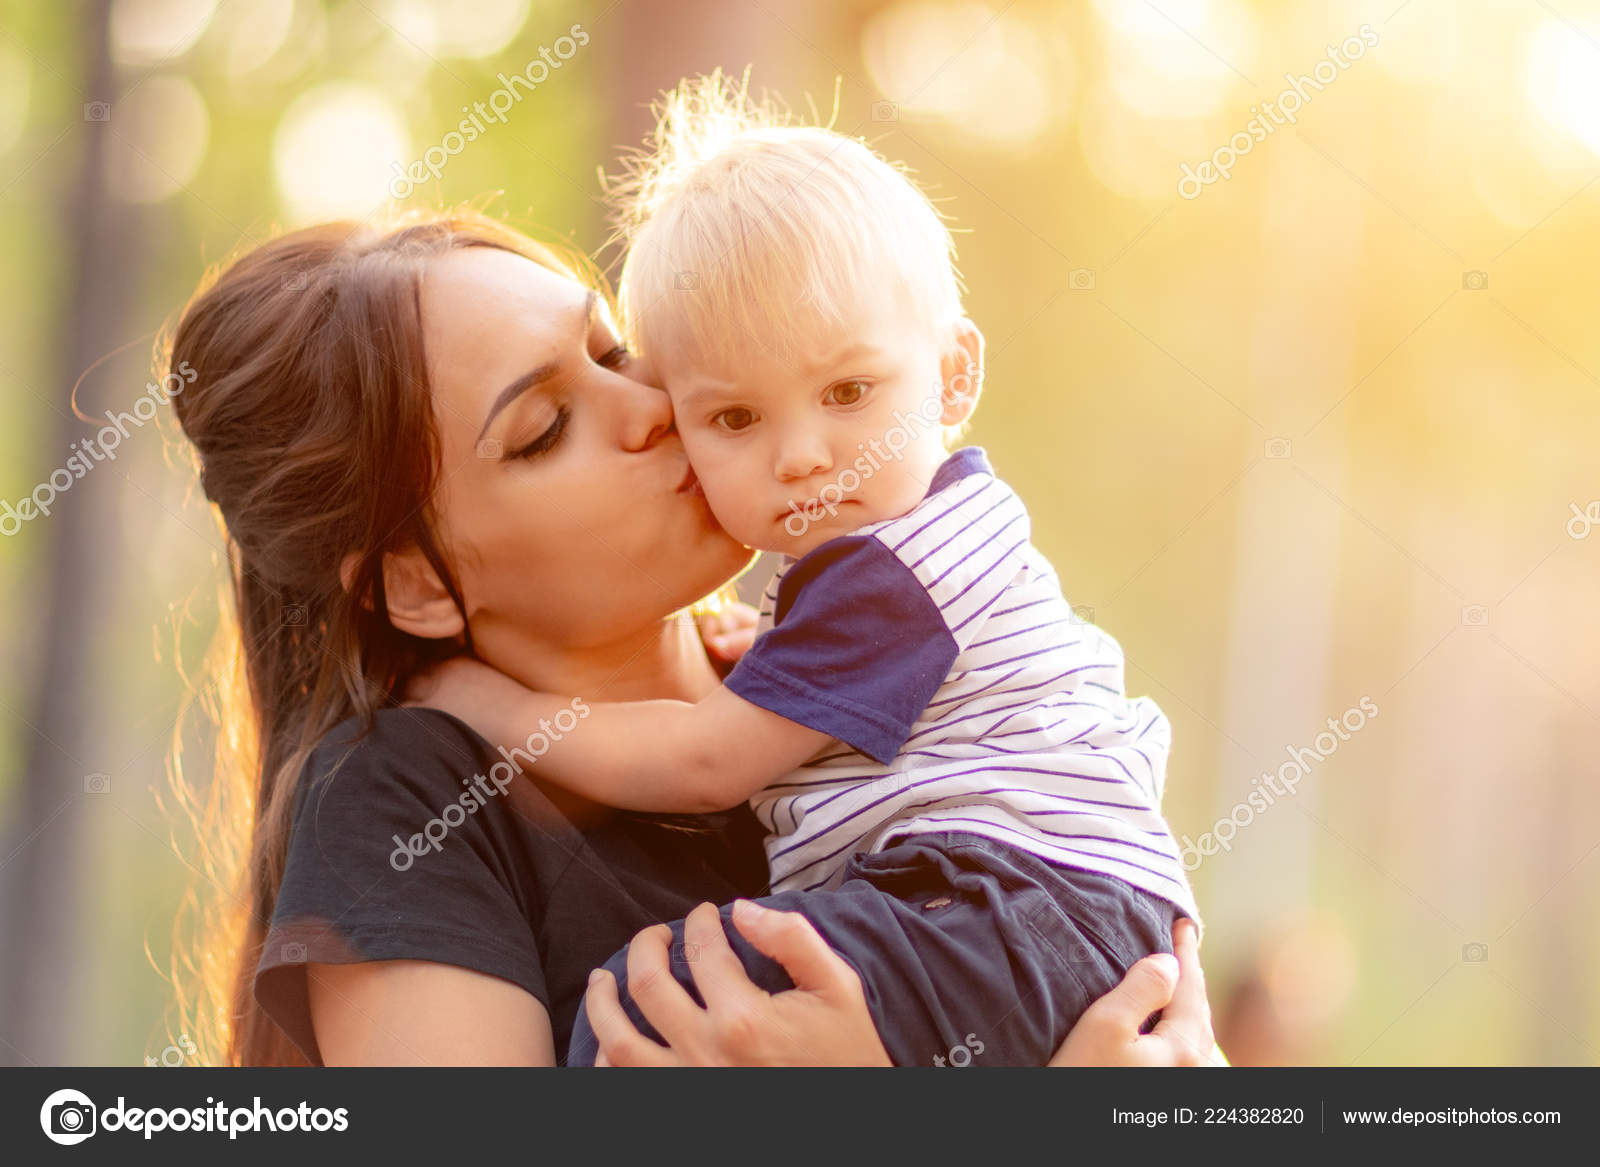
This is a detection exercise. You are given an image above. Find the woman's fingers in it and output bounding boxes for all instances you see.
[584,969,674,1068]
[1046,950,1179,1066]
[1106,951,1182,1033]
[680,902,765,1012]
[619,922,709,1056]
[728,899,856,997]
[1166,919,1208,1018]
[1151,918,1221,1064]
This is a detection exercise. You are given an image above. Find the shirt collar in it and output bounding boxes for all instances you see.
[924,446,992,499]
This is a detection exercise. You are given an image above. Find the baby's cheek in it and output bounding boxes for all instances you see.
[860,457,936,519]
[697,474,766,541]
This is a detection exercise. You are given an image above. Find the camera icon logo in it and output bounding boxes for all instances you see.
[84,772,110,794]
[1461,270,1489,291]
[1069,604,1096,625]
[871,100,898,122]
[1265,437,1292,460]
[674,270,701,290]
[1461,941,1489,962]
[1062,939,1095,963]
[282,271,308,292]
[672,940,701,964]
[475,437,503,459]
[40,1088,97,1145]
[83,102,110,122]
[1069,268,1096,291]
[1461,604,1488,627]
[282,942,308,963]
[281,602,307,626]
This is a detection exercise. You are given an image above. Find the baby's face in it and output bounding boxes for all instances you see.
[660,303,958,557]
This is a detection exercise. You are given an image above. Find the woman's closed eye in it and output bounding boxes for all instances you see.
[506,343,627,461]
[507,405,570,460]
[595,342,631,369]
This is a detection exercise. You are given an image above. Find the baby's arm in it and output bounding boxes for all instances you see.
[414,657,830,813]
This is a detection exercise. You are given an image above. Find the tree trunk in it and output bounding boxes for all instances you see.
[0,0,136,1066]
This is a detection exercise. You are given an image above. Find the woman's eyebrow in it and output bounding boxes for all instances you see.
[476,290,598,441]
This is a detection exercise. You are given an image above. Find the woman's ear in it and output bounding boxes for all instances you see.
[339,547,466,640]
[940,318,985,426]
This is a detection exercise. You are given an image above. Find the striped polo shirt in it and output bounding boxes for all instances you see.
[724,446,1199,920]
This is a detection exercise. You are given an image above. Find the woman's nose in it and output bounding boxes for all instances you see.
[615,371,675,452]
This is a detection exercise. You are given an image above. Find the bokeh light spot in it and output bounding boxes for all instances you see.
[271,83,409,224]
[105,74,209,204]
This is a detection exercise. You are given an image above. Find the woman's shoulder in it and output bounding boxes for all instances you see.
[315,704,490,763]
[261,706,553,1064]
[297,706,494,808]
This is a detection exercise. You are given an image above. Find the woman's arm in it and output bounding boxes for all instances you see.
[307,960,555,1066]
[585,906,1217,1067]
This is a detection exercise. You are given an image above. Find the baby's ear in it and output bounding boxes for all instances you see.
[939,318,985,426]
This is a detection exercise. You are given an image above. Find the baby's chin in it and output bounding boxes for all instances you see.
[717,500,877,560]
[721,520,825,560]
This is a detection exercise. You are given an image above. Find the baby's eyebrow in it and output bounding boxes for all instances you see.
[803,341,886,375]
[674,381,740,409]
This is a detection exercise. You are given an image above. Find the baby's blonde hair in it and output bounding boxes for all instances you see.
[605,70,965,372]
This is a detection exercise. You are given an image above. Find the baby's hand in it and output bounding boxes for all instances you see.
[405,655,534,745]
[697,602,760,663]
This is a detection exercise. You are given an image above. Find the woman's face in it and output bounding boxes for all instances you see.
[418,246,753,670]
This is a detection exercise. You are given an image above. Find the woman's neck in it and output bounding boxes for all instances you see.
[483,611,723,705]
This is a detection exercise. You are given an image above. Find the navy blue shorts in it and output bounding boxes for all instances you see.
[566,831,1184,1067]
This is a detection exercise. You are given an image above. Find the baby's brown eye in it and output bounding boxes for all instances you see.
[714,407,755,432]
[826,381,867,406]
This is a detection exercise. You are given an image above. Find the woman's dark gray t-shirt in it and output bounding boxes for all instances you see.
[255,707,769,1063]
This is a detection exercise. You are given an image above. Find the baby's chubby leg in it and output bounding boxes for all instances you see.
[569,835,1177,1066]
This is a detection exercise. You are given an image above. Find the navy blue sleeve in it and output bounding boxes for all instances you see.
[724,535,958,764]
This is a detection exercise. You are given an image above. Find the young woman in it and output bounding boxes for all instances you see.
[169,207,1216,1065]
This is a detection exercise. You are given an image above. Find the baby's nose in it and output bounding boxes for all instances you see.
[775,437,833,481]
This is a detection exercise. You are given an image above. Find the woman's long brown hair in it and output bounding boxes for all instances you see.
[164,208,589,1065]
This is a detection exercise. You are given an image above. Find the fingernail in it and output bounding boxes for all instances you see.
[588,968,604,986]
[733,898,766,921]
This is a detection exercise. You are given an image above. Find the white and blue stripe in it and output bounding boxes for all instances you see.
[726,447,1199,921]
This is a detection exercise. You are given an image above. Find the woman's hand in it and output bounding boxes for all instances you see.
[584,900,891,1066]
[1050,918,1224,1066]
[696,602,761,664]
[585,907,1220,1066]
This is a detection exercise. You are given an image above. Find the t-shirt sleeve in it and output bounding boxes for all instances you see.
[724,534,957,765]
[254,708,552,1065]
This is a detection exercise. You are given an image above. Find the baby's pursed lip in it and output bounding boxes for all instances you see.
[775,498,859,522]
